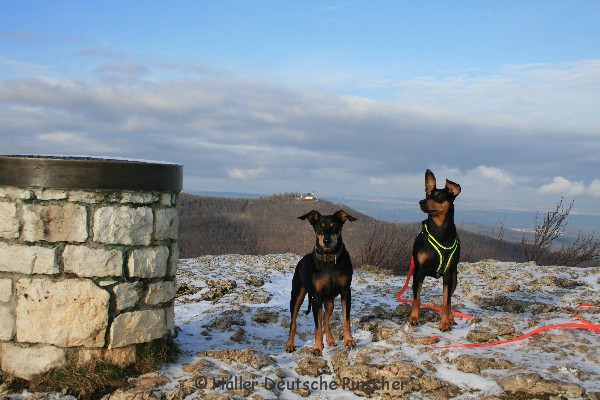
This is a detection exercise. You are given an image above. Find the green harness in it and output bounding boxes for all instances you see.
[419,221,460,277]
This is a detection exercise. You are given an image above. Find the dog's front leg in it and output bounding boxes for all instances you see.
[311,295,324,356]
[340,289,356,348]
[323,298,336,347]
[409,278,423,326]
[439,269,457,332]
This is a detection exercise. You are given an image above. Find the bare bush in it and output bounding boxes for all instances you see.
[522,197,600,267]
[357,219,413,273]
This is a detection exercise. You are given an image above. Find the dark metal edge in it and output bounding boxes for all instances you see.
[0,156,183,191]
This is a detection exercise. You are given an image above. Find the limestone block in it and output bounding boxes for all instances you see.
[93,206,153,245]
[0,202,19,239]
[68,190,107,203]
[114,282,142,310]
[144,281,176,305]
[63,245,123,277]
[77,346,136,367]
[104,346,137,367]
[77,348,103,365]
[0,186,32,200]
[0,278,13,302]
[167,244,179,277]
[160,192,173,207]
[23,203,88,242]
[109,309,167,348]
[34,188,68,200]
[128,246,169,278]
[1,343,66,380]
[165,305,175,333]
[16,279,109,347]
[155,208,179,240]
[0,243,57,274]
[120,192,159,204]
[0,304,15,340]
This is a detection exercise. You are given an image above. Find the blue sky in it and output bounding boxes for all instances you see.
[1,1,600,219]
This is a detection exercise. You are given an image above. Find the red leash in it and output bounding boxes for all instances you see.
[430,303,600,349]
[396,258,600,349]
[395,257,474,320]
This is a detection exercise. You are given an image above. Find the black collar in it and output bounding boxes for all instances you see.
[313,243,345,264]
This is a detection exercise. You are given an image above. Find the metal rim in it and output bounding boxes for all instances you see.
[0,155,183,191]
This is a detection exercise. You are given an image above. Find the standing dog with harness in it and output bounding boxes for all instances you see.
[286,210,357,356]
[409,169,461,332]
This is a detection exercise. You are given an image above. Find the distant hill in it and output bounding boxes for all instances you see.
[177,193,524,273]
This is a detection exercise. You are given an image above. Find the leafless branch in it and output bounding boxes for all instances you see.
[522,198,599,267]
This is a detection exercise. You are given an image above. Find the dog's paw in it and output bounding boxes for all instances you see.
[285,343,296,353]
[344,338,356,349]
[438,320,453,332]
[311,347,323,356]
[408,315,420,326]
[326,337,337,347]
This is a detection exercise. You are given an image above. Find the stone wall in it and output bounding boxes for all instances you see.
[0,185,179,379]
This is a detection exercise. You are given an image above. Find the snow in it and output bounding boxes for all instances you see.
[4,254,598,399]
[0,154,181,165]
[162,255,600,399]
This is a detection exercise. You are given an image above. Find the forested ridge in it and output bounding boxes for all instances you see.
[177,193,523,273]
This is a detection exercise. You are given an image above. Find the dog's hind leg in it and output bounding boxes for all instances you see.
[286,285,307,353]
[323,298,336,347]
[340,288,356,348]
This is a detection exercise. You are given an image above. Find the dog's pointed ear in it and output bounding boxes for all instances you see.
[334,210,357,223]
[445,179,461,197]
[425,169,437,196]
[298,210,321,225]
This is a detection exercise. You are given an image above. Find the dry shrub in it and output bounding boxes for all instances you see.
[357,219,414,274]
[522,197,600,267]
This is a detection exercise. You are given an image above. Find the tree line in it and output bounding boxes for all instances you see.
[177,193,526,273]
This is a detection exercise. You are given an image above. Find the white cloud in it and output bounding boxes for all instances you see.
[393,60,600,129]
[38,131,81,143]
[1,59,600,214]
[34,131,121,154]
[475,165,514,187]
[589,180,600,197]
[227,167,266,181]
[369,177,387,185]
[538,177,586,196]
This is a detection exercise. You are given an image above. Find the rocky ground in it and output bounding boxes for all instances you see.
[6,254,600,399]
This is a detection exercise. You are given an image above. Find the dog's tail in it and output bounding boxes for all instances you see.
[305,294,313,315]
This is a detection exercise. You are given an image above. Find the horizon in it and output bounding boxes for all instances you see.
[2,1,599,218]
[187,189,600,239]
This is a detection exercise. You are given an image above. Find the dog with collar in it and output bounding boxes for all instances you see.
[286,210,357,355]
[409,169,461,332]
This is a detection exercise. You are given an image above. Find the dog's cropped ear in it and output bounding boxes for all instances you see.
[445,179,461,197]
[334,210,357,223]
[425,169,437,196]
[298,210,321,225]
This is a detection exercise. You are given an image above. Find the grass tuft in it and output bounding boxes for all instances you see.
[25,336,181,400]
[132,335,181,374]
[28,357,127,400]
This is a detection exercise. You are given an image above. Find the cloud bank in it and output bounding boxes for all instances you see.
[1,59,599,214]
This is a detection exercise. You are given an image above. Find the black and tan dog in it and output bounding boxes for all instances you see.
[286,210,357,355]
[409,169,461,332]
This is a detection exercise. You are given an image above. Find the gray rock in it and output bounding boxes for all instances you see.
[295,356,331,377]
[497,372,585,398]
